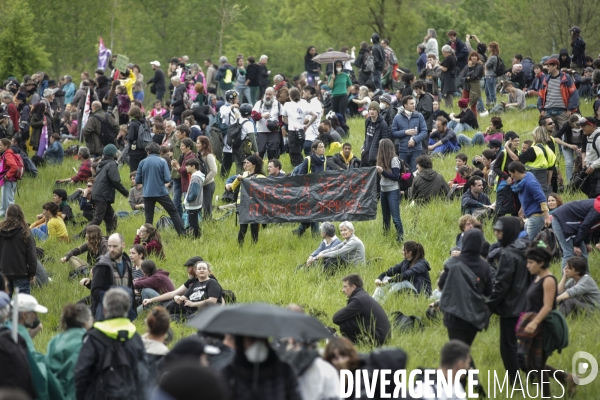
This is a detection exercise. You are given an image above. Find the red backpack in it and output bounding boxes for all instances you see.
[1,151,24,181]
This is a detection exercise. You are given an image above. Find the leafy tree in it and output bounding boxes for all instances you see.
[0,0,50,80]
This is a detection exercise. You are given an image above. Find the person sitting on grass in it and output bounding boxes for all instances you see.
[129,244,147,280]
[428,116,460,154]
[490,80,526,114]
[458,116,504,147]
[461,176,492,215]
[331,142,361,170]
[557,256,600,316]
[164,261,222,322]
[409,155,450,203]
[31,202,69,242]
[134,223,164,259]
[373,241,432,301]
[304,222,342,268]
[61,225,108,275]
[314,221,365,273]
[183,158,205,239]
[44,133,64,164]
[448,153,468,188]
[128,171,144,211]
[55,146,92,185]
[134,260,175,314]
[30,189,73,230]
[447,98,478,133]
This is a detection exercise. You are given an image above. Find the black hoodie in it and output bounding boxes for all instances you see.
[0,226,37,279]
[487,217,532,318]
[371,33,385,71]
[559,48,572,70]
[96,76,110,110]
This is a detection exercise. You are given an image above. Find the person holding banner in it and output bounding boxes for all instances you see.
[231,155,266,245]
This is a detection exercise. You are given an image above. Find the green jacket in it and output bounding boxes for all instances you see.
[45,328,87,400]
[543,310,569,355]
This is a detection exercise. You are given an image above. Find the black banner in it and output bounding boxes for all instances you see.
[238,168,378,224]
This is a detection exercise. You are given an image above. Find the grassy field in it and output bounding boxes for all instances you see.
[19,95,600,398]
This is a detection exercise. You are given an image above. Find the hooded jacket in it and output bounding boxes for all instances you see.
[377,258,432,295]
[74,319,147,400]
[91,157,129,203]
[45,327,87,400]
[171,83,187,115]
[371,33,385,71]
[83,108,118,156]
[90,253,134,317]
[363,115,390,164]
[439,229,494,330]
[409,168,450,203]
[487,217,532,318]
[558,48,572,70]
[96,76,110,110]
[133,269,175,293]
[552,198,600,248]
[332,287,391,345]
[572,37,586,68]
[537,71,579,112]
[221,338,302,400]
[391,110,428,154]
[0,226,37,279]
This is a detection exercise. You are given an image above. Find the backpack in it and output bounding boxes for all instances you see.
[495,56,506,77]
[398,158,413,192]
[223,69,233,84]
[22,155,37,178]
[183,91,192,110]
[362,52,375,73]
[226,120,252,149]
[197,153,209,176]
[156,215,174,230]
[90,113,117,146]
[1,152,25,181]
[534,227,562,261]
[391,311,424,332]
[135,120,153,150]
[86,329,138,399]
[117,94,131,117]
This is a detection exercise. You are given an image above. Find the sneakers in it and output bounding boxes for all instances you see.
[479,110,489,117]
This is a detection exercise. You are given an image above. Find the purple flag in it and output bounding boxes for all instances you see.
[98,37,111,70]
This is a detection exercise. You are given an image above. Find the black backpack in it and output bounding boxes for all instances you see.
[398,158,414,192]
[86,329,138,399]
[534,227,562,261]
[495,56,506,77]
[136,120,153,150]
[90,113,117,146]
[391,311,424,332]
[226,119,252,149]
[197,153,209,176]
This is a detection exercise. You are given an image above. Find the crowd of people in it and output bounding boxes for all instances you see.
[0,24,599,400]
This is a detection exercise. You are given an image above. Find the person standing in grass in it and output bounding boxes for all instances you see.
[231,155,266,245]
[376,138,404,241]
[183,158,205,239]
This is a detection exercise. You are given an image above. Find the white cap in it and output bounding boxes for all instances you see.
[12,293,48,313]
[150,61,161,67]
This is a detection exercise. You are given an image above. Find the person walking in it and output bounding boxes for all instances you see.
[135,143,186,236]
[89,144,129,234]
[148,61,166,101]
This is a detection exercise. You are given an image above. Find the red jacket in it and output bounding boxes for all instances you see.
[133,268,175,293]
[6,103,19,132]
[537,71,579,112]
[134,235,164,259]
[178,151,197,192]
[1,149,19,182]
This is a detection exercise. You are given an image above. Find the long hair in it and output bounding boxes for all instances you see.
[376,139,396,173]
[198,136,213,156]
[488,42,500,56]
[85,225,103,255]
[142,223,162,246]
[32,102,46,119]
[304,46,317,62]
[324,337,360,371]
[532,126,549,144]
[404,241,425,267]
[0,204,30,242]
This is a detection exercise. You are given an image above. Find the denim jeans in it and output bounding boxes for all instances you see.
[562,146,575,182]
[137,288,161,314]
[32,224,48,241]
[447,120,472,133]
[399,151,421,173]
[8,278,31,297]
[133,91,145,102]
[0,180,16,217]
[235,84,252,104]
[485,77,497,104]
[372,281,417,302]
[429,139,460,154]
[172,178,183,216]
[457,132,485,147]
[552,218,588,269]
[372,70,383,90]
[526,214,546,240]
[380,189,404,239]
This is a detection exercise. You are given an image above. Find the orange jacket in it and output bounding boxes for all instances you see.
[537,72,579,112]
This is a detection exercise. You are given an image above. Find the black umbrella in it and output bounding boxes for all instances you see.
[187,302,333,341]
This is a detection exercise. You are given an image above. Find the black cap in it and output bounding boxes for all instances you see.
[487,139,502,149]
[183,256,204,267]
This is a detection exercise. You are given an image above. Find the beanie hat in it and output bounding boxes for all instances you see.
[457,98,469,108]
[103,144,118,157]
[16,92,26,101]
[379,93,393,105]
[368,101,380,112]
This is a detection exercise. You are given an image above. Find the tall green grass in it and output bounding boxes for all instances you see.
[21,95,600,398]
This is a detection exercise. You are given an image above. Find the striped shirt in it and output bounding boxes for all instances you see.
[545,75,565,109]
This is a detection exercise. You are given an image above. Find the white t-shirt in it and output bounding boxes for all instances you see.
[305,97,323,141]
[238,117,255,140]
[252,99,281,133]
[220,104,239,153]
[282,99,310,131]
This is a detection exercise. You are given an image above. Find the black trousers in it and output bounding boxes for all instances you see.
[128,153,145,174]
[331,95,349,117]
[447,327,478,369]
[143,195,185,235]
[88,201,116,233]
[288,130,305,167]
[238,223,259,244]
[220,152,234,178]
[499,316,522,382]
[188,208,201,238]
[257,132,280,160]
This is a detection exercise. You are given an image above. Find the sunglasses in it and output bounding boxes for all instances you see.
[546,122,554,126]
